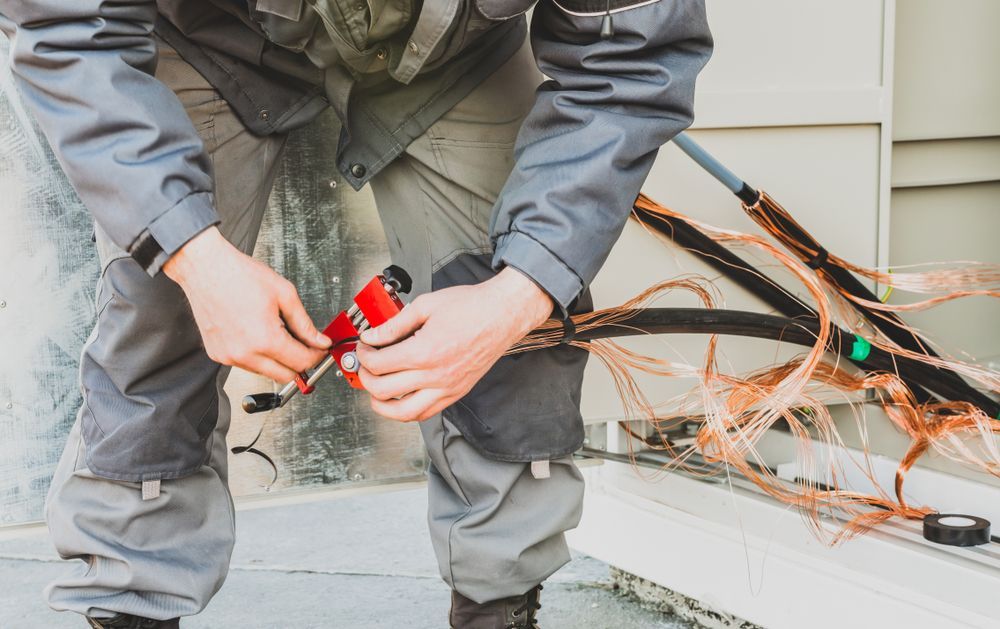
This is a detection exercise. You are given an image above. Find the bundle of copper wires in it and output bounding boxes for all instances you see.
[741,190,1000,393]
[510,195,1000,542]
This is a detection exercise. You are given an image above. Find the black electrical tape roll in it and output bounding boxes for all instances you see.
[922,513,992,547]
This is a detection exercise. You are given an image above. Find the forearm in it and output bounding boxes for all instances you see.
[490,0,713,314]
[2,0,218,275]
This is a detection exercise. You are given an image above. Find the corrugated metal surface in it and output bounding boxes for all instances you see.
[0,36,98,526]
[0,35,425,525]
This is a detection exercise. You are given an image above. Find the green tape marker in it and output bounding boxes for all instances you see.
[849,334,872,362]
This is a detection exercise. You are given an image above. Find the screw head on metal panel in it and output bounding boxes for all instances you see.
[5,402,11,410]
[0,300,6,308]
[328,180,337,189]
[352,473,365,481]
[332,276,341,284]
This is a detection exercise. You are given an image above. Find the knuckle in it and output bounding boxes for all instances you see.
[364,379,386,400]
[234,350,255,365]
[257,338,279,355]
[363,358,384,376]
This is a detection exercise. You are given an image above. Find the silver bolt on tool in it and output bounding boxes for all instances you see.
[340,351,360,373]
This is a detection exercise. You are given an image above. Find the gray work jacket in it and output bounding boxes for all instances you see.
[4,1,712,474]
[2,0,712,319]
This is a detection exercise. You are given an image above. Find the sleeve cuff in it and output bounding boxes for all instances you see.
[492,230,584,316]
[136,191,220,276]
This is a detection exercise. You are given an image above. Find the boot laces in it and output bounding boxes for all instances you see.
[506,584,542,629]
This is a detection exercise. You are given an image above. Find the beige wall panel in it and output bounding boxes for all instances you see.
[699,0,884,92]
[892,137,1000,187]
[581,126,882,421]
[887,182,1000,363]
[694,0,886,128]
[893,0,1000,140]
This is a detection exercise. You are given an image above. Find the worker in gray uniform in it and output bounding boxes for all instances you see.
[0,1,712,627]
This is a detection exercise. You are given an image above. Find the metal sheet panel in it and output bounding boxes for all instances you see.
[0,37,98,526]
[0,36,425,526]
[893,0,1000,140]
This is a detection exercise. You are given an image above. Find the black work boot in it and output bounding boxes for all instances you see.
[86,614,179,628]
[449,584,543,629]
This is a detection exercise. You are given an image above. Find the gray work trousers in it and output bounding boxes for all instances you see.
[44,38,584,621]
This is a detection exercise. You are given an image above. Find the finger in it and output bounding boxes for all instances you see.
[356,339,428,376]
[278,283,332,350]
[370,388,443,423]
[360,299,429,347]
[245,355,299,385]
[267,327,327,373]
[359,366,436,402]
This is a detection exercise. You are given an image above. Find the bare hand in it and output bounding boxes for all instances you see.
[356,267,553,422]
[164,227,331,383]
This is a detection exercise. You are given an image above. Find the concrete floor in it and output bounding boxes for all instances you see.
[0,485,688,628]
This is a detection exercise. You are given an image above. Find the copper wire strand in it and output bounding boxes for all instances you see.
[742,191,1000,391]
[638,193,1000,393]
[506,196,1000,543]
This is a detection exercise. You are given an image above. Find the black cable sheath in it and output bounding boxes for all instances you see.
[751,200,998,416]
[543,308,993,409]
[632,206,940,405]
[633,206,815,320]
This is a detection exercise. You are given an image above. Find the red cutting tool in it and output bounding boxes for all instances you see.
[241,265,412,414]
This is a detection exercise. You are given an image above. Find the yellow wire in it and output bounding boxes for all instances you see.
[880,268,894,303]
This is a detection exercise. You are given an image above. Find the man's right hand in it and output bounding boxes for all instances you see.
[164,227,331,384]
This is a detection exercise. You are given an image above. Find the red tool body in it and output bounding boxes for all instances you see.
[242,266,411,414]
[322,274,406,389]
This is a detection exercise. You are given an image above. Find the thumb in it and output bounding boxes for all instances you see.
[361,300,428,347]
[278,284,331,349]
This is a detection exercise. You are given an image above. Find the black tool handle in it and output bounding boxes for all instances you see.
[242,393,282,414]
[383,265,412,294]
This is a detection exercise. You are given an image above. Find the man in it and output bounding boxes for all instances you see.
[1,1,711,627]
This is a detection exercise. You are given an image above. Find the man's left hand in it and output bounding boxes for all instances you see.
[356,267,554,422]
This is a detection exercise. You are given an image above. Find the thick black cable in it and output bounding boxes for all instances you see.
[632,206,940,406]
[533,308,994,409]
[633,206,815,320]
[748,197,997,416]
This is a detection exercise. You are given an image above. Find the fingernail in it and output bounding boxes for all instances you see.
[317,333,332,348]
[360,329,375,344]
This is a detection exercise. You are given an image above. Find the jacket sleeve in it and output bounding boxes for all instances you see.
[489,0,713,314]
[0,0,219,275]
